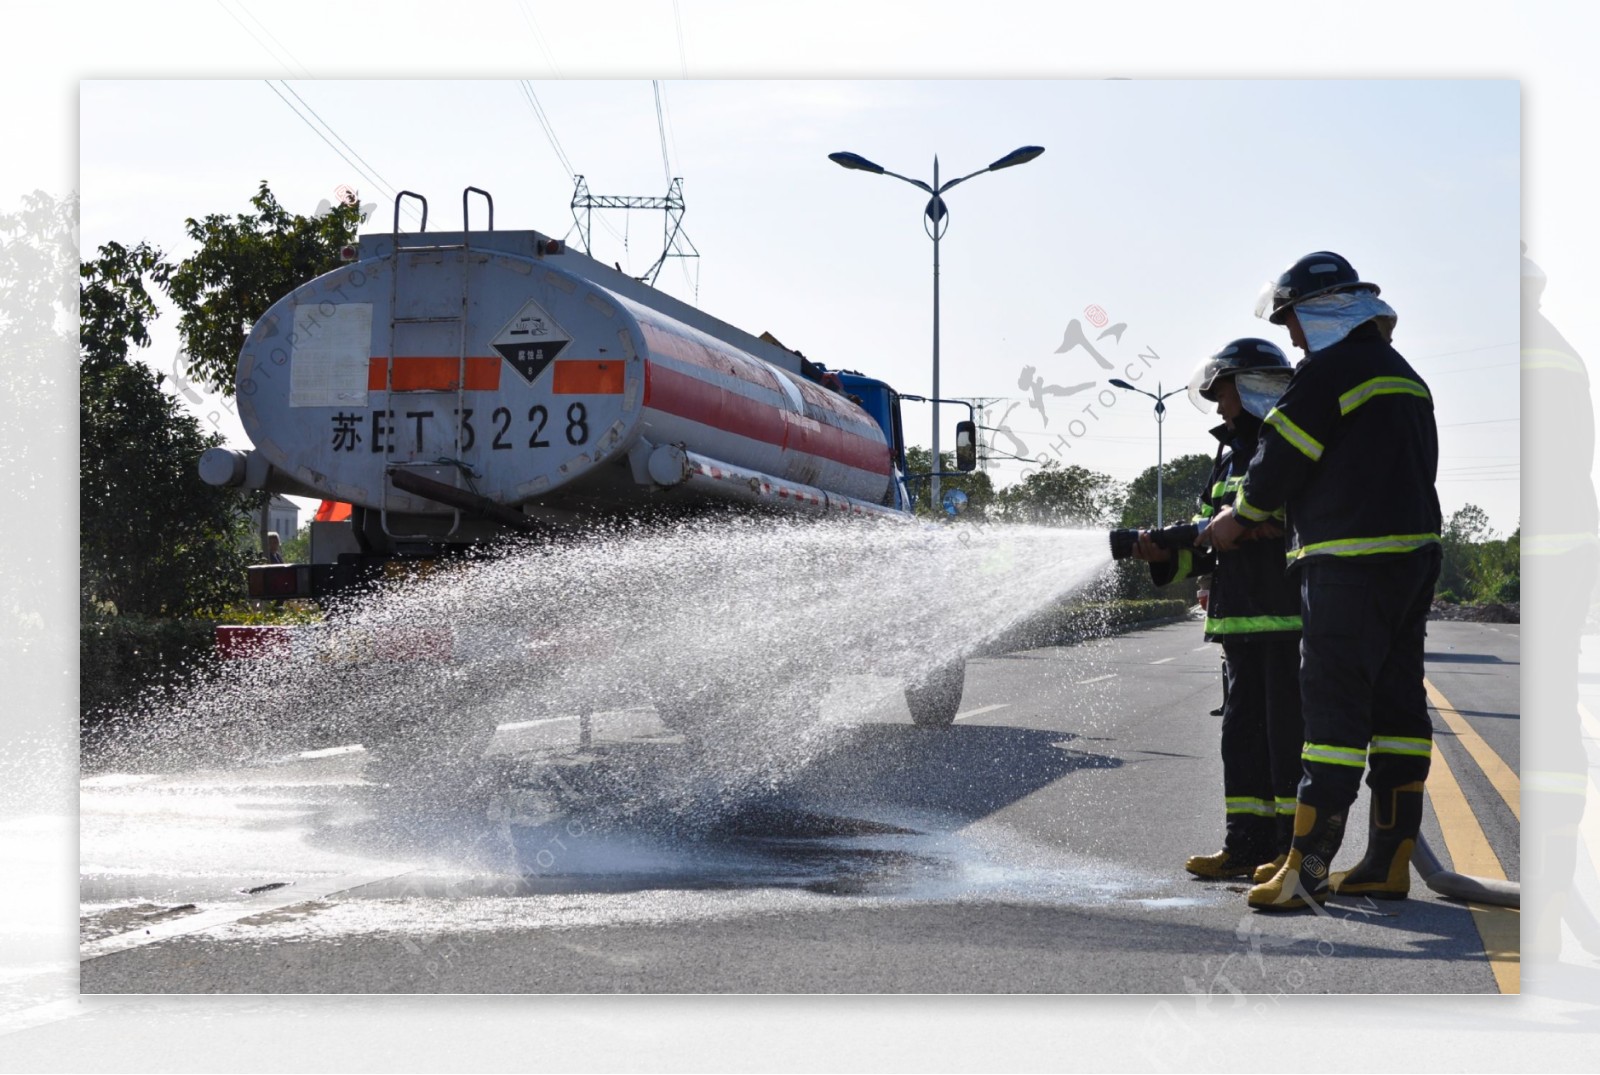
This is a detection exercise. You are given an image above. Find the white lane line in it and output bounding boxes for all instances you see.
[496,715,579,732]
[1075,674,1117,685]
[954,703,1010,721]
[80,868,416,962]
[1151,657,1176,665]
[294,744,366,759]
[1192,644,1213,651]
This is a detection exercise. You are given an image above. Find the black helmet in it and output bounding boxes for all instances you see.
[1255,251,1379,325]
[1188,338,1292,418]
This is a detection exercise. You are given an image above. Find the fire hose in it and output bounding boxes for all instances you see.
[1412,832,1519,908]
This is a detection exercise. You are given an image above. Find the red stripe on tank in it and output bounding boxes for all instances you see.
[643,361,891,476]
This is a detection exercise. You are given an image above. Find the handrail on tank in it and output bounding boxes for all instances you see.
[463,187,494,232]
[393,190,429,234]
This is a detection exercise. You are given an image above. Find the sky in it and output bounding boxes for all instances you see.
[76,76,1521,531]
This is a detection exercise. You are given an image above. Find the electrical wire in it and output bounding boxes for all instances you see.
[653,81,673,185]
[261,81,421,227]
[213,0,309,78]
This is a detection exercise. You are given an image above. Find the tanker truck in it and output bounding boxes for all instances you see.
[201,188,978,761]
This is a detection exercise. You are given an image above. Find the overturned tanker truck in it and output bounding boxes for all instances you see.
[200,188,979,753]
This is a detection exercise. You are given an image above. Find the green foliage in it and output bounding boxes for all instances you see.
[1117,452,1216,529]
[1438,504,1519,605]
[164,181,362,392]
[992,458,1123,526]
[904,445,997,516]
[80,243,256,617]
[280,521,313,564]
[0,191,78,667]
[1111,452,1215,600]
[79,613,221,727]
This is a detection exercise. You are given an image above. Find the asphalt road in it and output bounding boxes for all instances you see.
[75,617,1519,995]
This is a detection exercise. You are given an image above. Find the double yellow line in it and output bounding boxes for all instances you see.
[1423,678,1519,994]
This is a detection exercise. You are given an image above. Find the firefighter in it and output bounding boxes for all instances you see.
[1130,339,1303,878]
[1206,251,1442,910]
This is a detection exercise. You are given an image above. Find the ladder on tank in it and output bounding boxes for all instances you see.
[376,187,496,541]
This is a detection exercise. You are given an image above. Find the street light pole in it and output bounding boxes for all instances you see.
[829,144,1043,510]
[1108,378,1185,527]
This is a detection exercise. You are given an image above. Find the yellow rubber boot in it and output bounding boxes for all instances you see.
[1247,802,1345,911]
[1252,853,1287,885]
[1331,781,1424,900]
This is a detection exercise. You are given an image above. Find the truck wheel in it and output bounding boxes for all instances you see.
[905,659,966,727]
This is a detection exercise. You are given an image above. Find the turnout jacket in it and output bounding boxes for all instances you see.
[1235,321,1442,563]
[1150,413,1302,642]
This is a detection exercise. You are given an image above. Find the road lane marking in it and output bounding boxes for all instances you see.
[1425,678,1519,820]
[1425,732,1519,994]
[1150,657,1175,665]
[954,703,1010,721]
[1192,644,1213,651]
[80,869,417,962]
[1075,675,1116,685]
[497,715,579,731]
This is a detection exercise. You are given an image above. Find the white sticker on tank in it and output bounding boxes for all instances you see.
[491,298,572,385]
[289,302,373,407]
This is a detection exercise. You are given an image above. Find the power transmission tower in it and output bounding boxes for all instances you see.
[570,175,700,287]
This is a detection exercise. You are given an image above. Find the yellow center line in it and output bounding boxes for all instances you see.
[1424,681,1519,994]
[1424,678,1519,820]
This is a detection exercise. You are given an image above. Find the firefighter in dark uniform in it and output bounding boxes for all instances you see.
[1131,339,1303,878]
[1207,251,1442,911]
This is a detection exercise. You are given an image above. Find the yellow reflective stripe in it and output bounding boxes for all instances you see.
[1302,742,1366,769]
[1524,770,1588,797]
[1264,406,1324,461]
[1212,476,1244,498]
[1203,614,1303,635]
[1522,348,1586,374]
[1224,797,1276,817]
[1338,376,1430,415]
[1171,547,1194,582]
[1524,533,1600,557]
[1275,797,1297,815]
[1235,488,1271,523]
[1291,533,1440,560]
[1369,735,1433,758]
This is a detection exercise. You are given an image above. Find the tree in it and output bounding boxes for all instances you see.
[164,181,363,392]
[1,191,78,674]
[1437,503,1494,603]
[1117,452,1217,530]
[81,242,255,617]
[904,445,997,517]
[992,459,1123,527]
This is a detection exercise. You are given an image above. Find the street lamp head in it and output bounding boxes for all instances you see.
[988,145,1045,171]
[828,151,885,174]
[1108,378,1136,391]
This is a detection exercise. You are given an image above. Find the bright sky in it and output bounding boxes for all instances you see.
[77,77,1520,531]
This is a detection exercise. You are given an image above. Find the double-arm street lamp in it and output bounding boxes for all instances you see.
[1108,379,1185,527]
[829,145,1044,506]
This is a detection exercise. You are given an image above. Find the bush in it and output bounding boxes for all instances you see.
[80,614,221,731]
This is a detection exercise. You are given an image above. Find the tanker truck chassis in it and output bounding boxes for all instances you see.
[202,188,977,763]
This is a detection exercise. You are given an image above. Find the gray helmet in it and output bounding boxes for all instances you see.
[1187,337,1292,419]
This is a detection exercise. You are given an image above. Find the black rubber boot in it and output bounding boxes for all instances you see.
[1331,781,1425,900]
[1248,802,1347,911]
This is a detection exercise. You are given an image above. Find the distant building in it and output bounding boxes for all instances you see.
[268,495,300,542]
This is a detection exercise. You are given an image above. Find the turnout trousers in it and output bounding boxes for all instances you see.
[1220,637,1305,855]
[1296,546,1442,810]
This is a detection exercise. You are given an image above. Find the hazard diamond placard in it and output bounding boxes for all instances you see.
[490,298,572,384]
